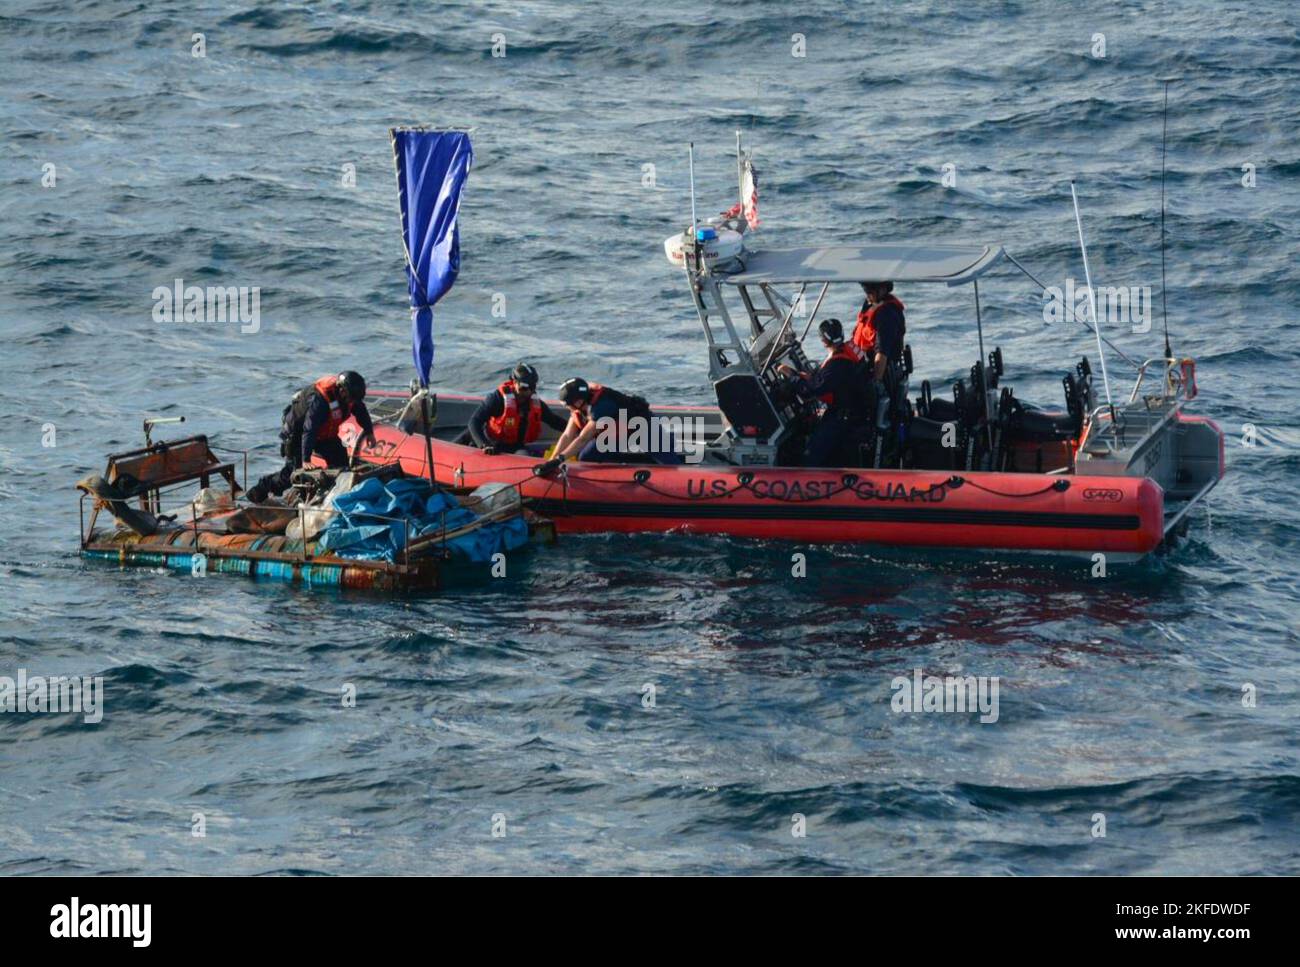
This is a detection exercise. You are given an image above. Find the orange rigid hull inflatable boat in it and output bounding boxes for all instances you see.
[344,137,1224,562]
[345,390,1215,562]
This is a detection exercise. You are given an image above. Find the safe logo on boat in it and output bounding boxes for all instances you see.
[1081,487,1124,502]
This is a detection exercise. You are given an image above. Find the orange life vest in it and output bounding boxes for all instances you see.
[817,343,866,405]
[312,374,352,440]
[828,342,865,365]
[853,295,905,355]
[486,379,544,444]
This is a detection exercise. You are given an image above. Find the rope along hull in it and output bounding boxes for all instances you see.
[354,423,1164,560]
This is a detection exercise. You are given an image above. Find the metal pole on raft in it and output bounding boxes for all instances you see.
[1070,180,1115,413]
[422,388,435,487]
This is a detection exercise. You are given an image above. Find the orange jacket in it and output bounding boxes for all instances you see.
[486,379,544,444]
[853,295,905,355]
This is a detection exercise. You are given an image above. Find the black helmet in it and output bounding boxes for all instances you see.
[819,318,845,345]
[337,371,366,400]
[558,377,590,406]
[511,362,539,389]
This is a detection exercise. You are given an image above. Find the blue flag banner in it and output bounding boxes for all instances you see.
[390,129,474,386]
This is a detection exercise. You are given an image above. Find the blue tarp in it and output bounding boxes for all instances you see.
[317,477,527,564]
[391,129,474,387]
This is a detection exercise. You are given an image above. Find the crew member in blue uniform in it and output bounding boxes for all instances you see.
[246,370,376,503]
[777,318,871,466]
[536,377,684,469]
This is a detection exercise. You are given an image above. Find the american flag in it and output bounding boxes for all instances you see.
[741,159,759,229]
[722,158,759,229]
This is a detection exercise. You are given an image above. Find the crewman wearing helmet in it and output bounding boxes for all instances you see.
[536,377,682,471]
[777,318,871,466]
[246,370,377,503]
[467,362,567,455]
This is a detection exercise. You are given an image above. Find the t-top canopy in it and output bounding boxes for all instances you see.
[720,243,1005,286]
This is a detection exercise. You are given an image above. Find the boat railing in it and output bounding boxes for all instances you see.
[1078,404,1116,457]
[1078,357,1195,458]
[1127,356,1193,405]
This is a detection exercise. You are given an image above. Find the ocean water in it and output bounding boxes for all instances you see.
[1,0,1298,874]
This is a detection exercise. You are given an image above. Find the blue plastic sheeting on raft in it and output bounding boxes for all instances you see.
[317,477,526,563]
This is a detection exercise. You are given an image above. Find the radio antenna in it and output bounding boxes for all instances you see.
[688,142,698,236]
[1070,180,1115,413]
[1158,81,1174,365]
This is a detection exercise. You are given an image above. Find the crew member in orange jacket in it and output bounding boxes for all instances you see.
[852,281,906,380]
[246,371,376,503]
[467,363,567,455]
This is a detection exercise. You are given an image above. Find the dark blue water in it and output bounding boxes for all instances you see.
[2,0,1298,874]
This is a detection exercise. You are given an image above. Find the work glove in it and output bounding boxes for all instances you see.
[482,445,499,456]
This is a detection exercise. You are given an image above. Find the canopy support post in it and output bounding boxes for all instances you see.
[797,283,832,342]
[758,283,809,374]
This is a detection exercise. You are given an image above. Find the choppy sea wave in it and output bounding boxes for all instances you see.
[1,0,1297,874]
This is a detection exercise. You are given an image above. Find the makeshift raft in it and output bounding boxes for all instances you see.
[78,434,554,591]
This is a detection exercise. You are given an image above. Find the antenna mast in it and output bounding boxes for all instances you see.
[1159,80,1172,362]
[1070,181,1114,412]
[688,142,698,238]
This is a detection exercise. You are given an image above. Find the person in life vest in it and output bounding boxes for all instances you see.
[853,281,907,429]
[777,318,872,466]
[246,371,376,503]
[536,377,684,473]
[467,362,567,455]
